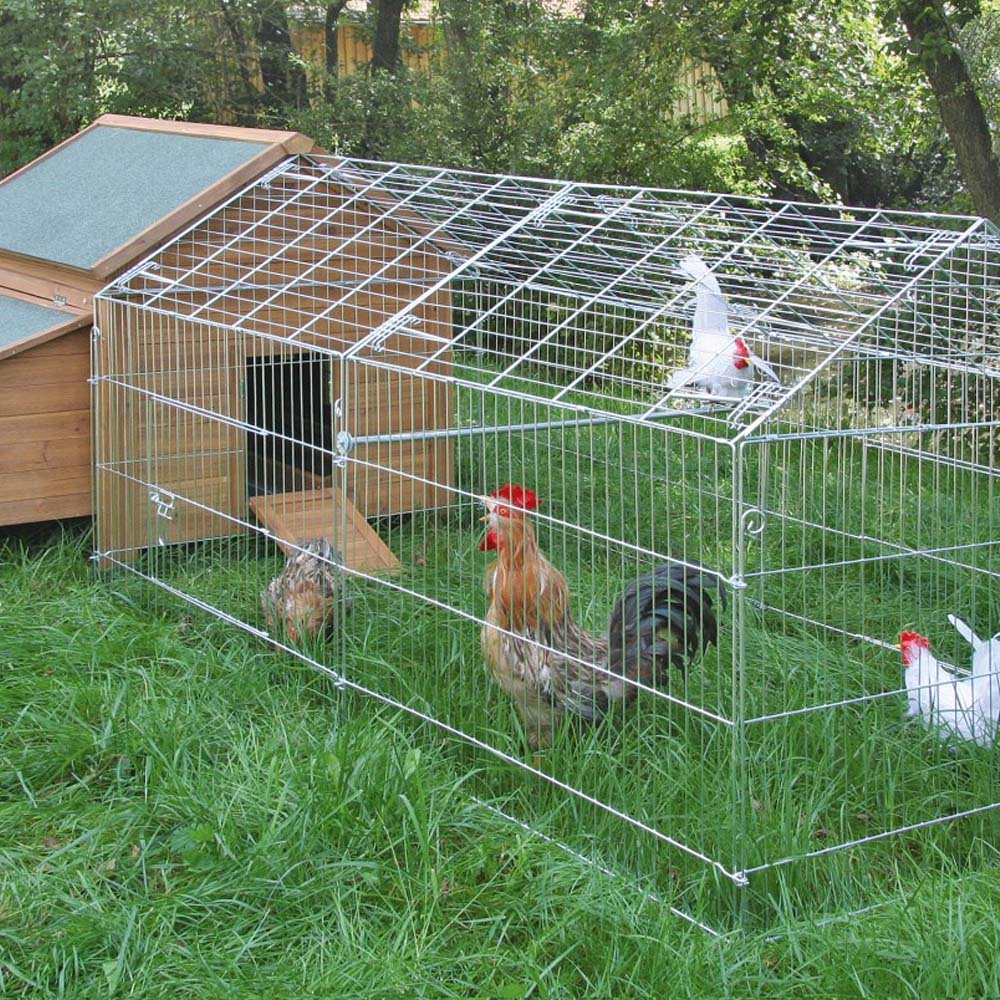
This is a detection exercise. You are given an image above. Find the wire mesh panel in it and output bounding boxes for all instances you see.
[93,155,1000,930]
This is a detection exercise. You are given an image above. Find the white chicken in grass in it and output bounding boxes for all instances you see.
[947,614,1000,725]
[667,254,780,400]
[899,629,1000,747]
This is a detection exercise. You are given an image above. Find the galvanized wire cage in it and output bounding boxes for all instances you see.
[93,156,1000,931]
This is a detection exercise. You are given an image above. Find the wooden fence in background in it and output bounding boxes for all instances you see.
[289,11,728,122]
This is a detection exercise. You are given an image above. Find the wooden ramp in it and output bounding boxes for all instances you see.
[249,487,400,574]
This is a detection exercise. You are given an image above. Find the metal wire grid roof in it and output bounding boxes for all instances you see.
[100,155,1000,434]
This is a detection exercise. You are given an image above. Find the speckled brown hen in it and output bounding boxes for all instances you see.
[480,484,724,749]
[262,538,350,646]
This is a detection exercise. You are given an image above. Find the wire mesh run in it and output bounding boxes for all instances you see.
[93,156,1000,930]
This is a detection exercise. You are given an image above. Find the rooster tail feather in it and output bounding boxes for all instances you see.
[607,562,726,693]
[562,680,614,724]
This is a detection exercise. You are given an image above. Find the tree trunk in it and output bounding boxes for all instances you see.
[325,2,348,76]
[258,4,304,106]
[371,0,405,75]
[897,0,1000,223]
[216,0,262,115]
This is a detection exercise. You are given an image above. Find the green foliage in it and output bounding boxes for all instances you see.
[0,0,306,176]
[285,70,479,164]
[0,0,199,172]
[288,0,980,209]
[498,6,759,191]
[686,0,952,206]
[962,6,1000,139]
[0,0,992,212]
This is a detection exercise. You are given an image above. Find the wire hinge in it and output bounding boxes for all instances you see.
[257,160,291,190]
[367,314,408,352]
[530,184,576,223]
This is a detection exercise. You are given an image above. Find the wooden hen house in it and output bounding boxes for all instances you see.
[0,115,313,526]
[92,154,458,575]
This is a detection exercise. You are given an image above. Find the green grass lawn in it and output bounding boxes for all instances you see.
[4,520,1000,999]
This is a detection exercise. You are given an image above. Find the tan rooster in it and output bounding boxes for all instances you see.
[262,538,350,646]
[479,484,725,748]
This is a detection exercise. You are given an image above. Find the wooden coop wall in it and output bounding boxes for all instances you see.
[0,328,92,524]
[96,165,458,530]
[94,307,247,560]
[0,115,315,527]
[336,314,454,518]
[0,251,101,527]
[94,303,455,563]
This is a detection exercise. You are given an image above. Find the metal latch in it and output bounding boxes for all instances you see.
[149,490,176,521]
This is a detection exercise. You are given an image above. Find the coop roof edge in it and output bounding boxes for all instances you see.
[94,152,474,309]
[0,289,90,361]
[303,154,475,262]
[0,115,320,358]
[0,114,316,279]
[90,122,316,280]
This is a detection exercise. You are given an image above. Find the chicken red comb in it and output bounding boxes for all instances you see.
[490,483,540,518]
[899,631,931,667]
[733,337,751,370]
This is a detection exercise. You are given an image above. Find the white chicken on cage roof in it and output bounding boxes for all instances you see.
[667,254,780,401]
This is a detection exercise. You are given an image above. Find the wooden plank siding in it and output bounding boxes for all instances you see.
[0,329,92,523]
[672,59,729,122]
[0,115,321,527]
[336,339,454,517]
[94,282,456,560]
[0,253,98,317]
[94,300,247,560]
[336,22,439,77]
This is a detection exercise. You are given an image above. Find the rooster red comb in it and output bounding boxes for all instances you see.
[489,483,541,519]
[899,631,931,667]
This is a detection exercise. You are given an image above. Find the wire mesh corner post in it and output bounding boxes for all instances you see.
[729,435,754,921]
[92,156,1000,931]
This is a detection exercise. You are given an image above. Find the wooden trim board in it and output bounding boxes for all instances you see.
[249,488,400,574]
[0,296,91,361]
[0,251,97,299]
[93,114,314,151]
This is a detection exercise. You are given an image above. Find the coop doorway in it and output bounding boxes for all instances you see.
[244,347,402,575]
[245,349,334,497]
